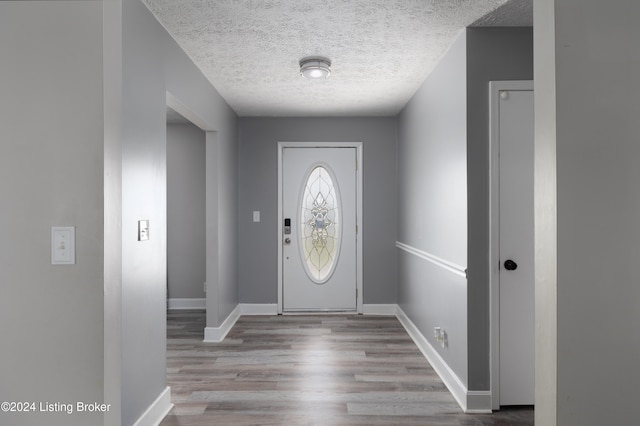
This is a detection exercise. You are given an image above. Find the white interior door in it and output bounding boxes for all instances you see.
[498,87,535,406]
[282,147,357,311]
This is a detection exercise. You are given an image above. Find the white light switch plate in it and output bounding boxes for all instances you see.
[138,220,149,241]
[253,211,260,222]
[52,226,75,265]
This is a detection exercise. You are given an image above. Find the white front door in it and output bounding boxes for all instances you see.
[497,86,535,406]
[282,147,357,312]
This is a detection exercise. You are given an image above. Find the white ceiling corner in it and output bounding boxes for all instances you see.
[145,0,532,117]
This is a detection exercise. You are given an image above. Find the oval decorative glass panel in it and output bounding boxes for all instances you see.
[299,165,342,283]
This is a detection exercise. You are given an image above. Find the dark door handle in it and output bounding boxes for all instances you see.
[504,259,518,271]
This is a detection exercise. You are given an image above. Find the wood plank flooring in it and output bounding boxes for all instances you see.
[160,310,533,425]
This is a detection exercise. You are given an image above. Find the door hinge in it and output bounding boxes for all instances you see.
[356,288,358,299]
[356,159,358,171]
[356,225,358,235]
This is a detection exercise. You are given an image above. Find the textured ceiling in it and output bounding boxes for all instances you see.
[471,0,533,26]
[146,0,532,117]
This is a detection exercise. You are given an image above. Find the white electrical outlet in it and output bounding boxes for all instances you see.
[434,327,442,341]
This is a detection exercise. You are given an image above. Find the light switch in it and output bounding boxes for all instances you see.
[253,211,260,222]
[52,226,75,265]
[138,220,149,241]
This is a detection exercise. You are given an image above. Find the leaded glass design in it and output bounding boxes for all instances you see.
[300,165,341,283]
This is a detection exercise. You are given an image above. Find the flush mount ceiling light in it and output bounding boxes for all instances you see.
[299,57,331,79]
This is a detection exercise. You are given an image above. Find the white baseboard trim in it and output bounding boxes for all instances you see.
[396,306,491,413]
[167,298,206,310]
[202,304,276,343]
[203,305,241,343]
[132,386,173,426]
[240,303,278,315]
[362,304,398,315]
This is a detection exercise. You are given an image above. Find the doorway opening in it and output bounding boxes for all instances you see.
[166,105,206,310]
[165,91,218,315]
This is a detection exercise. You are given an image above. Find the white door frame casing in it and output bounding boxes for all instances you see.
[277,142,363,314]
[488,80,534,410]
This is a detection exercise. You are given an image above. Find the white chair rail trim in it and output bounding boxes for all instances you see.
[396,241,467,279]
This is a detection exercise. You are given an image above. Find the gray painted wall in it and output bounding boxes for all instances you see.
[465,27,533,390]
[104,0,238,423]
[0,2,104,425]
[213,127,239,325]
[397,27,534,392]
[167,123,206,300]
[119,2,170,422]
[237,117,397,305]
[397,31,469,385]
[552,1,640,424]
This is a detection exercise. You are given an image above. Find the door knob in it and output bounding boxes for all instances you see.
[504,259,518,271]
[284,237,291,245]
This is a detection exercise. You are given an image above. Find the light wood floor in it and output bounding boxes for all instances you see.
[160,310,533,425]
